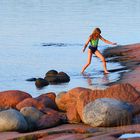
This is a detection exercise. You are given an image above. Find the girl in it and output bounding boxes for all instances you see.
[81,27,117,74]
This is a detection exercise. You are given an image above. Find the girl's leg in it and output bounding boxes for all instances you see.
[94,50,109,74]
[81,49,92,73]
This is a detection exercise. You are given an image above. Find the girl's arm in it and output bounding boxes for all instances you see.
[100,35,117,45]
[82,37,91,52]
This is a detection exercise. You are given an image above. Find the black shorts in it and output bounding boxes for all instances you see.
[89,45,97,53]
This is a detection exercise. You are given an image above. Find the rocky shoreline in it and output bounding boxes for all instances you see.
[1,43,140,140]
[103,43,140,91]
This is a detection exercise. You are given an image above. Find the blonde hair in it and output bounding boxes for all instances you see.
[90,27,101,39]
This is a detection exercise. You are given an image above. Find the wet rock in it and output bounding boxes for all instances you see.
[16,98,45,111]
[0,109,28,132]
[20,107,44,131]
[44,70,70,84]
[83,98,133,127]
[35,78,49,88]
[57,72,70,83]
[45,70,58,77]
[26,78,36,82]
[0,90,32,110]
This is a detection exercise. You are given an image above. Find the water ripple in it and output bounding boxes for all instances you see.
[42,43,83,47]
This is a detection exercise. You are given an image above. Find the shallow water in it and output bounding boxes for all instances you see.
[0,1,140,96]
[119,133,140,139]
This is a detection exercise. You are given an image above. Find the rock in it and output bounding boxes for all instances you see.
[77,83,140,121]
[43,92,56,102]
[0,109,28,132]
[20,107,44,131]
[0,90,32,110]
[55,91,67,111]
[55,84,140,124]
[66,102,81,123]
[16,98,45,111]
[37,112,60,129]
[35,78,49,88]
[26,78,36,82]
[83,98,133,127]
[57,72,70,83]
[45,70,58,83]
[45,70,58,77]
[44,70,70,84]
[132,113,140,124]
[35,95,58,110]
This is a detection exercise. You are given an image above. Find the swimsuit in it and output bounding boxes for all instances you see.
[89,38,99,53]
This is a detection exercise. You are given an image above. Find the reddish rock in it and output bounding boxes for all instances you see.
[16,98,45,111]
[37,111,60,129]
[35,94,58,110]
[77,83,140,121]
[55,91,68,111]
[66,102,81,123]
[0,90,31,109]
[57,83,140,123]
[36,92,56,102]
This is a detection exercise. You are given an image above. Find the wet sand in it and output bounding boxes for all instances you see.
[104,43,140,91]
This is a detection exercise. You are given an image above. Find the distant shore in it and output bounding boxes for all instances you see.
[103,43,140,91]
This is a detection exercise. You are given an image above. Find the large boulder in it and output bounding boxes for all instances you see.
[0,109,28,132]
[16,98,45,111]
[83,98,133,127]
[0,90,31,110]
[55,83,140,123]
[77,83,140,121]
[20,107,44,131]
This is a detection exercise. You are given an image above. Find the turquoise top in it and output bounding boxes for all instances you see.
[90,38,99,47]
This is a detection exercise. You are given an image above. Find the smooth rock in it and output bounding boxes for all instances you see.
[0,109,28,132]
[83,98,133,127]
[0,90,31,110]
[20,107,44,131]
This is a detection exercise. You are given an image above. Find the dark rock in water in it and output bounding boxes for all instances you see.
[26,78,37,82]
[45,70,70,84]
[44,75,59,84]
[45,70,59,84]
[35,78,49,88]
[45,70,58,77]
[57,72,70,82]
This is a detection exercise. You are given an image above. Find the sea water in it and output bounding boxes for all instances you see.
[0,0,140,97]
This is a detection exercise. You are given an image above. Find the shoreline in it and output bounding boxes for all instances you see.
[103,43,140,91]
[0,43,140,139]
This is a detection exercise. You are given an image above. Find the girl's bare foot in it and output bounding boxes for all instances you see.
[104,70,110,74]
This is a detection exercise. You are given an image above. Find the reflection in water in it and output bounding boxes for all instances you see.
[82,72,110,88]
